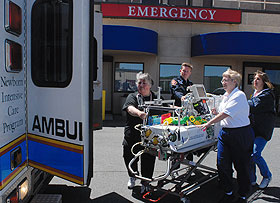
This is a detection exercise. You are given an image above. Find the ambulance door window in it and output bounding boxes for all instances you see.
[31,0,73,87]
[4,0,23,72]
[5,0,22,36]
[5,39,23,72]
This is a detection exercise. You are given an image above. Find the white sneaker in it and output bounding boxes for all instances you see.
[259,177,272,189]
[127,177,136,189]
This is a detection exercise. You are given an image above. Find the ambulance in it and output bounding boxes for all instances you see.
[0,0,102,202]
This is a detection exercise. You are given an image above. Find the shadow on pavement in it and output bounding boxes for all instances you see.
[103,115,125,127]
[38,185,133,203]
[132,178,280,203]
[93,192,133,203]
[275,116,280,127]
[131,178,225,203]
[132,186,181,203]
[37,181,280,203]
[37,185,92,203]
[259,186,280,202]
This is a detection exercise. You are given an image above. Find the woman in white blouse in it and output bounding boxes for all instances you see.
[201,69,254,203]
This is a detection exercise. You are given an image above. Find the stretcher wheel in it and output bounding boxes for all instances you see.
[181,197,191,203]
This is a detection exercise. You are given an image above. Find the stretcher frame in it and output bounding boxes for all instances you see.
[129,139,218,202]
[128,107,219,202]
[128,87,221,202]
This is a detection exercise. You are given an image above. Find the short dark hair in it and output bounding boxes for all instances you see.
[181,62,193,70]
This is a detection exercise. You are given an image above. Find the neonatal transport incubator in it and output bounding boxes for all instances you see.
[128,85,222,203]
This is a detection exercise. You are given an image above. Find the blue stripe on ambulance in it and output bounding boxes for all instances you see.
[28,134,84,184]
[0,135,27,190]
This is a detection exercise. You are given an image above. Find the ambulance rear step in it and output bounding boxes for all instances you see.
[30,194,62,203]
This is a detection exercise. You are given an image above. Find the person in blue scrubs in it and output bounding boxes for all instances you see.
[201,69,254,203]
[248,70,276,189]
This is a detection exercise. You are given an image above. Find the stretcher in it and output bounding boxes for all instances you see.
[128,85,222,202]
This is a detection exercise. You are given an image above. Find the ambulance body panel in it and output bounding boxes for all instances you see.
[0,0,100,202]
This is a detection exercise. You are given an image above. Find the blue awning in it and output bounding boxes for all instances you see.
[103,25,158,55]
[191,31,280,57]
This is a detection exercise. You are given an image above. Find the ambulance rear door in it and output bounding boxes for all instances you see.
[26,0,95,185]
[0,0,28,192]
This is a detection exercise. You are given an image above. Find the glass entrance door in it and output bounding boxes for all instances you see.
[265,69,280,116]
[243,62,280,117]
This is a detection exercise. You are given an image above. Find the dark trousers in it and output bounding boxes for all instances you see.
[217,125,254,197]
[123,144,156,180]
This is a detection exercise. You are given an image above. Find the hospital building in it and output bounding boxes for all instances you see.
[94,0,280,118]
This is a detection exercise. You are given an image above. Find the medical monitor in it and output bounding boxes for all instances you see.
[187,84,207,100]
[196,86,206,98]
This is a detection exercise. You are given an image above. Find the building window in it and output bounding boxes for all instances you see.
[203,0,213,7]
[114,62,144,92]
[31,0,73,87]
[142,0,160,5]
[212,0,280,11]
[168,0,189,6]
[264,69,280,115]
[204,65,230,94]
[160,64,181,93]
[96,0,160,3]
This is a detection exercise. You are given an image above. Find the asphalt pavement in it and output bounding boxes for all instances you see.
[39,117,280,203]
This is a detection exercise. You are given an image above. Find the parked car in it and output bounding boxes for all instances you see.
[211,87,225,95]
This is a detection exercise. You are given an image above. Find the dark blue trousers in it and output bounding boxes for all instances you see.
[217,125,254,197]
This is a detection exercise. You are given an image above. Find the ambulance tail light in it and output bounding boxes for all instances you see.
[18,179,29,201]
[5,39,22,72]
[5,0,22,36]
[6,179,29,203]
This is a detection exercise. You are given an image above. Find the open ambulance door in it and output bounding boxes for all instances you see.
[0,0,28,193]
[26,0,95,185]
